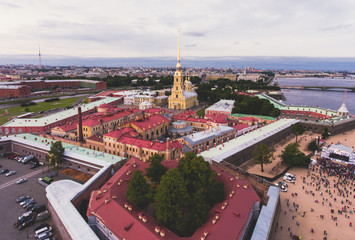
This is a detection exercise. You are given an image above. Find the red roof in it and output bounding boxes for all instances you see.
[55,122,78,132]
[119,136,183,151]
[131,115,169,130]
[98,103,110,108]
[144,108,165,115]
[87,158,261,240]
[239,116,258,122]
[104,128,137,139]
[86,135,103,143]
[232,123,250,131]
[82,109,142,127]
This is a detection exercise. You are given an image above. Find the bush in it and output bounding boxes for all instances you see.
[20,102,36,107]
[281,143,311,167]
[308,140,319,151]
[44,97,60,102]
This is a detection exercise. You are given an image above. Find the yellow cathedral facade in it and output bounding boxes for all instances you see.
[168,29,199,110]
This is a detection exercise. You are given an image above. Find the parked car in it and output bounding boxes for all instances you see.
[18,157,24,163]
[36,210,50,221]
[23,155,35,164]
[37,231,53,240]
[283,176,294,183]
[278,181,288,187]
[23,199,35,208]
[17,178,28,184]
[18,217,35,230]
[18,211,33,221]
[14,216,32,228]
[30,162,40,169]
[0,168,9,174]
[5,170,16,177]
[16,195,31,203]
[20,198,34,206]
[34,223,49,232]
[35,226,52,237]
[27,204,38,212]
[26,202,36,211]
[285,173,296,180]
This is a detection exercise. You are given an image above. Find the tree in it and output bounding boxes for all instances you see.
[24,107,30,112]
[253,144,273,172]
[281,143,310,167]
[146,154,167,184]
[308,140,319,152]
[291,123,305,143]
[125,170,153,209]
[155,169,189,235]
[322,128,330,139]
[46,141,64,166]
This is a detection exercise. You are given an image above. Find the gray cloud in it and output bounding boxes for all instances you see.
[184,31,208,37]
[320,23,352,31]
[185,44,197,48]
[0,2,21,8]
[233,41,240,45]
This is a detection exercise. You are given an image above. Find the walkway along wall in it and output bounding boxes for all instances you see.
[222,125,292,167]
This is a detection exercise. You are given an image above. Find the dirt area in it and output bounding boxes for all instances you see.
[242,131,320,178]
[325,128,355,149]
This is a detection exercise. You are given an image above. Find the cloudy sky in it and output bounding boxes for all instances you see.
[1,0,355,59]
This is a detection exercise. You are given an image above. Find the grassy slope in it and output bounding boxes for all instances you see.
[0,96,83,125]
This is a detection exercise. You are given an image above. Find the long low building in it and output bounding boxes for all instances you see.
[199,119,299,165]
[1,97,121,134]
[0,133,126,172]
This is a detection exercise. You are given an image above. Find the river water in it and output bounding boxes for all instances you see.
[277,77,355,114]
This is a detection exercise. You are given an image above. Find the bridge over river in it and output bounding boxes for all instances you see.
[278,85,355,91]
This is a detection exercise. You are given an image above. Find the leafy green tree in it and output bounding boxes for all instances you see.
[177,152,212,193]
[322,127,330,139]
[155,169,189,235]
[46,141,64,166]
[125,170,153,209]
[291,122,305,143]
[146,154,167,184]
[281,143,310,167]
[253,143,273,172]
[308,140,319,151]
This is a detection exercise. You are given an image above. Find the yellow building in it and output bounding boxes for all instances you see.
[168,29,199,110]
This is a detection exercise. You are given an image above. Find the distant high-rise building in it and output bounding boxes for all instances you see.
[38,46,42,68]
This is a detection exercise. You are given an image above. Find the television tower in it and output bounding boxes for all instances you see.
[38,46,42,68]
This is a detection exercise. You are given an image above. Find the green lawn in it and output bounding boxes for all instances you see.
[0,96,83,125]
[197,106,209,117]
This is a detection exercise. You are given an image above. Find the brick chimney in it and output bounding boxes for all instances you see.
[78,107,84,143]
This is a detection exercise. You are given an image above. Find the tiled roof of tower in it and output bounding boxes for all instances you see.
[2,97,120,127]
[87,158,261,240]
[131,115,169,130]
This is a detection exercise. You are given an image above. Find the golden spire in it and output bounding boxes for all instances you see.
[176,27,181,70]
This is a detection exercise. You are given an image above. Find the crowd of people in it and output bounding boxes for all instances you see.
[275,157,355,240]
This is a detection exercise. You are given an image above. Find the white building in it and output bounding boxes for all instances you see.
[205,99,235,115]
[139,101,153,110]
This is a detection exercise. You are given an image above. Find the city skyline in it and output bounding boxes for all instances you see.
[1,0,355,61]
